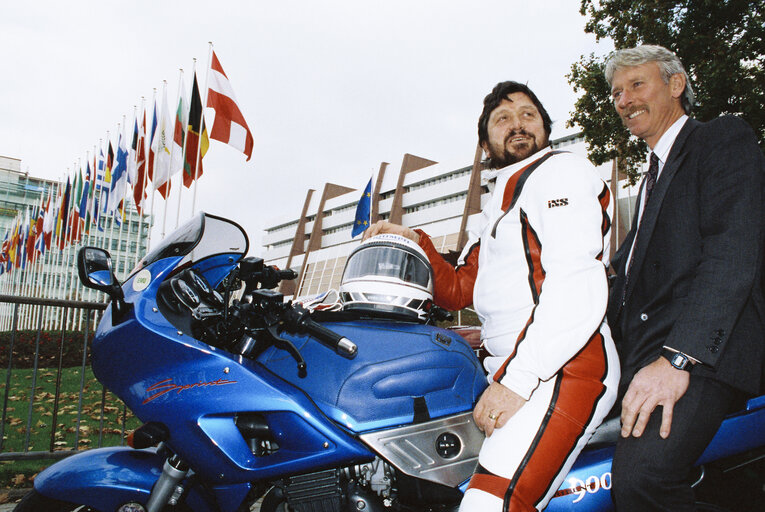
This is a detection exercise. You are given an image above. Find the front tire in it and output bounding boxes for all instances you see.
[13,490,95,511]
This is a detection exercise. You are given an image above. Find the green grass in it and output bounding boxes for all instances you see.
[0,366,140,487]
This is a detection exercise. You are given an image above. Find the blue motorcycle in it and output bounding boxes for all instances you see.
[15,212,765,511]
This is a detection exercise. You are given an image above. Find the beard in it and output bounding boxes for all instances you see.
[485,130,547,169]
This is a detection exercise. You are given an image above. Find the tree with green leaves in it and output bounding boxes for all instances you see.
[568,0,765,182]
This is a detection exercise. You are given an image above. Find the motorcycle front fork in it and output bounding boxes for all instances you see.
[145,454,189,512]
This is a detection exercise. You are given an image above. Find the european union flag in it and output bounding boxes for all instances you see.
[351,177,373,238]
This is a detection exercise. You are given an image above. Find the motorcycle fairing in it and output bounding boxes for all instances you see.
[33,447,205,512]
[257,320,488,432]
[359,412,483,488]
[93,255,376,484]
[33,446,247,512]
[697,395,765,464]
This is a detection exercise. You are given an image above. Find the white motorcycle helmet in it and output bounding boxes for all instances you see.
[340,233,434,321]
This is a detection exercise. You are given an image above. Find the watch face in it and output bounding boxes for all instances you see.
[671,353,689,370]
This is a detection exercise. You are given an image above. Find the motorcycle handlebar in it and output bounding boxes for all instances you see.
[277,269,298,281]
[284,304,358,359]
[303,319,358,359]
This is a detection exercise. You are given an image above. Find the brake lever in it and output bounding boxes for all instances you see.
[266,324,307,378]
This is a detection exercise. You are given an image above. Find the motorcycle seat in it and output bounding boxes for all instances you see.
[586,416,620,447]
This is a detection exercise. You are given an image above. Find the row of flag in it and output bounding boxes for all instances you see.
[0,49,254,277]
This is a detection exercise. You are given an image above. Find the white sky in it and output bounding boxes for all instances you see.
[1,1,613,254]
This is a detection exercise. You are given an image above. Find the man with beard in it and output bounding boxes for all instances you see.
[605,45,764,511]
[364,81,619,511]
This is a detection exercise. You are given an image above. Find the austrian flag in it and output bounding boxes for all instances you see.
[206,51,254,160]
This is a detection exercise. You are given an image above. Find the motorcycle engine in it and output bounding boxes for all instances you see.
[263,457,460,512]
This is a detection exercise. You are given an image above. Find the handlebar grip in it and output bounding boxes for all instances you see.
[278,269,298,281]
[304,319,357,359]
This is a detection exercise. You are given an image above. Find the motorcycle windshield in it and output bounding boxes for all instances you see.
[135,212,249,271]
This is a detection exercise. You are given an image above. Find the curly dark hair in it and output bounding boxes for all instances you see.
[477,81,553,147]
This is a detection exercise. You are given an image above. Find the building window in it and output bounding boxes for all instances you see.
[404,192,467,214]
[323,222,354,235]
[406,166,472,192]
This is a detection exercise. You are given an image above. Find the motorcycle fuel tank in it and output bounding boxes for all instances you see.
[257,319,487,433]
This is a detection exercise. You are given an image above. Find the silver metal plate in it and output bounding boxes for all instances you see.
[359,412,483,488]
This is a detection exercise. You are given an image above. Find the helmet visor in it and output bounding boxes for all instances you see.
[344,245,430,289]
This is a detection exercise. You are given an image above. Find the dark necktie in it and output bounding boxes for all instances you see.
[643,152,659,206]
[620,152,660,305]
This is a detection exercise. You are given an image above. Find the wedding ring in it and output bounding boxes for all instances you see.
[488,411,498,421]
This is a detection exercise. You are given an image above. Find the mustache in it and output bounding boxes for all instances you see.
[504,129,532,144]
[622,106,647,119]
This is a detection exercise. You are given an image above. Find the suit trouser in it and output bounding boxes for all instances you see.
[461,331,619,512]
[611,375,739,512]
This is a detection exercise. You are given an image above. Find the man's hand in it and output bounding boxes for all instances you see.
[362,220,420,243]
[473,382,527,437]
[621,356,690,439]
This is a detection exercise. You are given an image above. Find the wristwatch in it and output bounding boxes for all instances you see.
[661,348,694,372]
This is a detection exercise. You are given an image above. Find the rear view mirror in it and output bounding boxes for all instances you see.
[77,246,130,323]
[78,247,117,292]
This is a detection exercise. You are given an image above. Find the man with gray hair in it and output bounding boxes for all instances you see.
[605,44,765,510]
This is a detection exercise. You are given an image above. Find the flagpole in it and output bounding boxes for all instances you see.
[33,190,47,305]
[165,70,183,237]
[70,159,85,330]
[93,139,104,252]
[106,131,118,286]
[33,194,46,329]
[129,102,142,273]
[97,138,109,303]
[16,208,25,328]
[176,59,195,230]
[28,201,41,328]
[62,165,78,330]
[53,170,69,330]
[22,206,34,328]
[116,116,130,282]
[20,206,32,329]
[85,147,98,306]
[191,42,214,216]
[148,87,158,252]
[56,171,70,330]
[42,181,61,328]
[12,212,23,300]
[105,129,118,303]
[135,97,147,270]
[75,157,86,330]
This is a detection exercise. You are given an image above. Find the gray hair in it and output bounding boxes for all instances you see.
[605,45,695,114]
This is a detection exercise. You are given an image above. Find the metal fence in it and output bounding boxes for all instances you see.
[0,294,135,462]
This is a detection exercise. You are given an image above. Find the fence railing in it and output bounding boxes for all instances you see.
[0,294,136,462]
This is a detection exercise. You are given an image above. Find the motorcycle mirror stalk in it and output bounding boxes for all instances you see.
[77,246,132,324]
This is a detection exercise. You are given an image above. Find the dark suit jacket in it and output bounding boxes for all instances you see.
[608,115,765,396]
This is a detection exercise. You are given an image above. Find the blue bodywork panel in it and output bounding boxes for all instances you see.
[258,320,487,432]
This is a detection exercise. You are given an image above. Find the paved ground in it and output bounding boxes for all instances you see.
[0,489,26,511]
